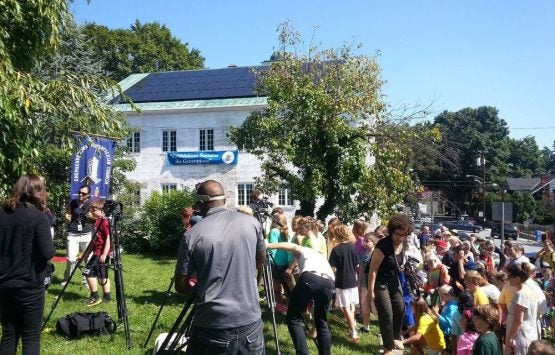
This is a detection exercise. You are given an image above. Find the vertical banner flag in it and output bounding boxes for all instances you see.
[69,135,117,200]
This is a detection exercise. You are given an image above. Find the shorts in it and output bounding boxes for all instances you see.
[335,287,359,308]
[83,255,110,279]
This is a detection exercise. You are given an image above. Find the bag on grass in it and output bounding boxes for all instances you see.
[56,311,117,339]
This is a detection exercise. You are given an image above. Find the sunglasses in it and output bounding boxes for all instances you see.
[78,192,88,196]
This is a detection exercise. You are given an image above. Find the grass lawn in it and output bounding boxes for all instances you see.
[38,253,383,354]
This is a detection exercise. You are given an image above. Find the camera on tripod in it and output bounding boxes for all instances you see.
[253,196,273,214]
[103,200,123,221]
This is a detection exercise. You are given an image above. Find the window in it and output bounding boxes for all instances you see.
[161,184,177,193]
[199,129,214,151]
[279,187,294,206]
[237,183,254,206]
[162,130,177,152]
[127,132,140,153]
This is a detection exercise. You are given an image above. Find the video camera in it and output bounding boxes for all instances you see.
[252,196,273,214]
[103,200,123,221]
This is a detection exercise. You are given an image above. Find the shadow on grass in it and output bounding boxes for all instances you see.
[126,289,189,307]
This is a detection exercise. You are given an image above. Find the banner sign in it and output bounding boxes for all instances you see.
[69,135,117,200]
[167,150,238,165]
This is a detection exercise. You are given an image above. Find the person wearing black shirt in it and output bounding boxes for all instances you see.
[0,174,56,354]
[329,225,360,342]
[368,214,413,355]
[62,184,93,282]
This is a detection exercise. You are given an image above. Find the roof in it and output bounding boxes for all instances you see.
[506,178,541,192]
[112,66,265,104]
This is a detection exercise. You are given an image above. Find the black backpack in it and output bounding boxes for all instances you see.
[56,312,117,339]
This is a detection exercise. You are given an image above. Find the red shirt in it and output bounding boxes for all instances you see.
[93,218,111,256]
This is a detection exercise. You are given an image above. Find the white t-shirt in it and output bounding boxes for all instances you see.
[480,284,501,304]
[297,246,335,281]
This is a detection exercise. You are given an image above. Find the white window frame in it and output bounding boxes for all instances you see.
[199,129,214,151]
[278,187,294,206]
[237,183,254,206]
[127,132,141,153]
[162,130,177,152]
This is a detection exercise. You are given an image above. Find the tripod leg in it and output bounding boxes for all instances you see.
[42,255,86,330]
[143,278,175,348]
[263,257,281,355]
[158,298,194,352]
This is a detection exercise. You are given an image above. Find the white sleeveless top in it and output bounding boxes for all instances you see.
[297,247,335,281]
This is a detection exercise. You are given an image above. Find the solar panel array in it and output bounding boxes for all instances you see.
[113,66,264,104]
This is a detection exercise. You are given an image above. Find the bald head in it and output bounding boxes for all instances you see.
[196,180,226,211]
[197,180,224,196]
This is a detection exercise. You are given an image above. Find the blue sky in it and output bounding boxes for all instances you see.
[72,0,555,149]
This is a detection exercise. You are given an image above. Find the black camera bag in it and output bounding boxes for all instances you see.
[56,312,117,339]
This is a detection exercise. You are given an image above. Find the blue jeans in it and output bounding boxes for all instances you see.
[287,272,334,355]
[185,319,265,355]
[0,287,45,355]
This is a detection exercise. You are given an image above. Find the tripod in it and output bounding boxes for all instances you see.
[42,201,131,349]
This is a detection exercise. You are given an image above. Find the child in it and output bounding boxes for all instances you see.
[452,291,479,355]
[329,224,360,342]
[472,304,501,355]
[360,232,377,333]
[430,285,459,343]
[267,213,291,312]
[463,270,490,306]
[80,199,111,306]
[402,297,446,354]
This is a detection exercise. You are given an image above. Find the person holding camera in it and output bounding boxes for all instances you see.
[79,199,111,306]
[174,180,266,354]
[62,184,93,283]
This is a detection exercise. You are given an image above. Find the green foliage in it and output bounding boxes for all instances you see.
[506,136,549,177]
[230,22,421,221]
[125,190,195,255]
[0,2,130,194]
[505,192,555,224]
[82,21,205,81]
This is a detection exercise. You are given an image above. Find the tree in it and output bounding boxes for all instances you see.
[506,136,549,177]
[415,107,512,215]
[82,21,205,81]
[230,23,421,221]
[0,1,130,196]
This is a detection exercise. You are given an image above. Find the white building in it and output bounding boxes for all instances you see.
[112,66,299,216]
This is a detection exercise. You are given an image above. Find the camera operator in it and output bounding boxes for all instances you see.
[174,180,266,354]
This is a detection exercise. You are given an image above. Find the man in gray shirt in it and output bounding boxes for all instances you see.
[175,180,266,354]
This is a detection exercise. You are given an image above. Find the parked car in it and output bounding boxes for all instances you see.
[443,220,483,233]
[491,223,520,240]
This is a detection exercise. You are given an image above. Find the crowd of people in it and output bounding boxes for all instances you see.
[3,176,555,355]
[232,199,555,355]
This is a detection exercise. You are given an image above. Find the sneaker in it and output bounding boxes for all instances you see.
[359,326,370,333]
[86,297,102,307]
[348,335,360,343]
[102,298,111,303]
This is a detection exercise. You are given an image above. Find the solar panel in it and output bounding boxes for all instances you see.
[113,66,265,104]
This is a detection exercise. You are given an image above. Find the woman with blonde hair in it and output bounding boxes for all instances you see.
[267,213,292,311]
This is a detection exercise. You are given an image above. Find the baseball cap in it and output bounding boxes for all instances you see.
[435,240,449,248]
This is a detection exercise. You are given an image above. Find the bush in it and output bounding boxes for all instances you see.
[121,189,195,255]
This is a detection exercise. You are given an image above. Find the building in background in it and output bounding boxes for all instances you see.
[112,66,299,216]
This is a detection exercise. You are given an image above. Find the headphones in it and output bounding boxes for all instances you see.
[195,194,225,202]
